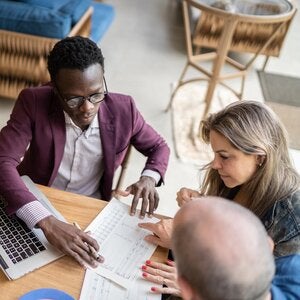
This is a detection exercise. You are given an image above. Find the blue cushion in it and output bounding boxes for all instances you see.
[0,1,71,38]
[14,0,70,10]
[90,2,115,43]
[60,0,92,25]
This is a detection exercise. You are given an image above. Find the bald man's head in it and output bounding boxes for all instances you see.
[172,197,275,300]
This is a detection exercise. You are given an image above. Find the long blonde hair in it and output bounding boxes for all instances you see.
[200,100,300,218]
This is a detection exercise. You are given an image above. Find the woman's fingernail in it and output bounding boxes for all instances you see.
[167,259,173,264]
[142,272,147,277]
[97,256,105,263]
[146,260,151,265]
[151,287,156,292]
[142,265,147,270]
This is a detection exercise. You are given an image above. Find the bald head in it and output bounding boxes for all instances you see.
[172,197,275,300]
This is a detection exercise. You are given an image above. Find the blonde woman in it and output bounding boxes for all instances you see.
[177,100,300,256]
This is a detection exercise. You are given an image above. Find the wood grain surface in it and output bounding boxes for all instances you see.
[1,185,167,299]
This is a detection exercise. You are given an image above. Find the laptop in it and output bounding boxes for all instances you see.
[0,176,65,280]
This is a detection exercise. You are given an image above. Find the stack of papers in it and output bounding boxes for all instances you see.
[79,198,162,299]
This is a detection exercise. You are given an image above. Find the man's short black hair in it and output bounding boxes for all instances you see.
[47,36,104,81]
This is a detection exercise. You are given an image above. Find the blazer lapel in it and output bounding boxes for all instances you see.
[99,101,116,185]
[48,96,66,185]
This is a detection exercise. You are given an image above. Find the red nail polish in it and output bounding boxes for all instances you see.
[151,287,156,292]
[142,265,147,270]
[146,260,151,265]
[142,272,147,277]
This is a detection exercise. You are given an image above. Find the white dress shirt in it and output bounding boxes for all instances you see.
[51,112,104,197]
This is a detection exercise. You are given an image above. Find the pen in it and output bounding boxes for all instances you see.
[73,222,102,261]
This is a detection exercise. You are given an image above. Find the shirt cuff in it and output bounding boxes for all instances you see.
[16,201,52,229]
[141,169,161,185]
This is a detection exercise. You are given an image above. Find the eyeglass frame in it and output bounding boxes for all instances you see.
[55,76,108,109]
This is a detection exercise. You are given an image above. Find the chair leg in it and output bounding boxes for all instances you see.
[240,74,246,99]
[195,46,202,55]
[114,145,132,194]
[165,62,190,112]
[262,56,270,71]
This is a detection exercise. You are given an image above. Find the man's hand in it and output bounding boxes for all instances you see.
[141,260,181,296]
[116,176,159,218]
[37,216,104,268]
[176,187,201,207]
[138,218,173,249]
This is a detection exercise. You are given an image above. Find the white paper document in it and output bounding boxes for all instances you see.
[80,269,161,300]
[84,198,159,289]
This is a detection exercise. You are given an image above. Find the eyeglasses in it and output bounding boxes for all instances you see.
[56,77,108,109]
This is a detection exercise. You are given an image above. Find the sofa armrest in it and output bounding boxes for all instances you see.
[69,6,93,37]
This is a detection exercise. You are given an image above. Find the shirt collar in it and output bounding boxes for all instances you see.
[64,111,99,127]
[63,111,99,138]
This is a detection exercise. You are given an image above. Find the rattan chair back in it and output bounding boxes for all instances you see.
[0,6,93,100]
[165,0,296,119]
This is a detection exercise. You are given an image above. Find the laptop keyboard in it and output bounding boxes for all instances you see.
[0,196,46,264]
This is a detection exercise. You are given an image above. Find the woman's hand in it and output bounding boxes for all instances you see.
[141,260,181,296]
[176,187,201,207]
[138,218,173,249]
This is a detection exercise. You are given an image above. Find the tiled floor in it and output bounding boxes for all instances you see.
[0,0,299,218]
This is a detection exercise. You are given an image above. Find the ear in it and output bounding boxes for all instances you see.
[52,85,59,97]
[267,236,274,252]
[256,155,266,167]
[178,275,198,300]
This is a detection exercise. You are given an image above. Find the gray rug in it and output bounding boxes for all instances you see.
[257,71,300,150]
[257,71,300,106]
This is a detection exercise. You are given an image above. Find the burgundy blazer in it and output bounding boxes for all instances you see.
[0,85,170,214]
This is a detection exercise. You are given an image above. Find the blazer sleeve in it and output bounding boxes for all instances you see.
[0,89,41,214]
[128,97,170,185]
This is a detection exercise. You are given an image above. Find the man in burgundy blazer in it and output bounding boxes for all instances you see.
[0,86,169,210]
[0,36,170,267]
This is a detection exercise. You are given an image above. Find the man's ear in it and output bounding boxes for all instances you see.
[178,275,197,300]
[267,236,274,252]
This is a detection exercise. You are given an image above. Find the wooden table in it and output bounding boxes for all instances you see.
[1,185,168,300]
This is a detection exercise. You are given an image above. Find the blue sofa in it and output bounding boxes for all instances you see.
[0,0,115,99]
[0,0,115,42]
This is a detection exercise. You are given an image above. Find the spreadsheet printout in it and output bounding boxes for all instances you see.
[79,269,161,300]
[85,198,159,288]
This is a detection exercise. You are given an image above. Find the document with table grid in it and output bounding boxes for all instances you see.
[80,269,160,300]
[79,198,161,299]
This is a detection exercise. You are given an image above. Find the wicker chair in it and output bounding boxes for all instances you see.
[166,0,296,118]
[0,6,93,100]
